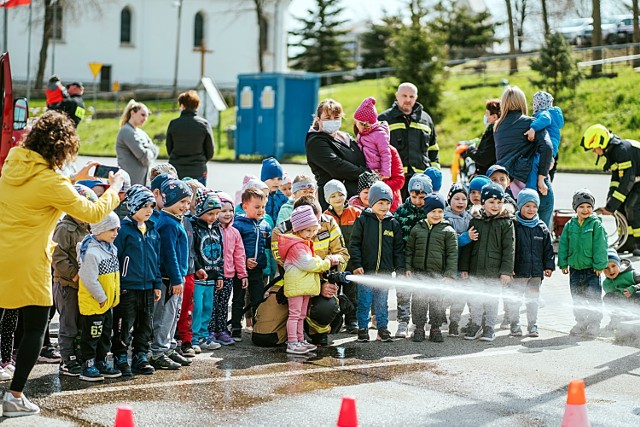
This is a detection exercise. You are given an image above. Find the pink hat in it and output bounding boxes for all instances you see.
[290,205,319,233]
[216,191,234,207]
[354,97,378,125]
[282,172,292,185]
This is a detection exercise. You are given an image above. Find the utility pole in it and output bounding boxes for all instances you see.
[172,0,183,97]
[51,0,58,75]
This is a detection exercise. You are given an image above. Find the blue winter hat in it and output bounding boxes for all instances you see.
[408,174,433,194]
[125,184,156,215]
[368,181,393,207]
[261,157,284,181]
[469,175,491,192]
[607,249,621,266]
[76,179,109,192]
[73,183,98,203]
[423,167,442,191]
[480,182,505,204]
[161,178,193,207]
[516,188,540,211]
[151,173,172,192]
[424,193,446,215]
[486,164,509,179]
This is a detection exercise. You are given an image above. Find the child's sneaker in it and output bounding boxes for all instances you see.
[168,350,192,366]
[480,326,496,342]
[2,391,40,417]
[509,323,523,337]
[150,354,181,370]
[0,366,10,381]
[80,359,104,382]
[114,353,132,377]
[38,346,61,363]
[202,335,222,350]
[412,328,426,342]
[448,321,459,337]
[376,328,393,342]
[230,328,243,342]
[585,322,600,338]
[96,360,122,378]
[299,340,317,351]
[527,324,539,338]
[286,342,308,355]
[499,317,510,330]
[214,331,236,346]
[59,356,82,377]
[357,328,370,342]
[131,352,155,375]
[192,344,202,354]
[395,322,409,338]
[181,342,196,357]
[570,322,586,336]
[429,328,444,343]
[464,323,482,340]
[1,361,15,375]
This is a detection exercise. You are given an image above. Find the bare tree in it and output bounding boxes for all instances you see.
[514,0,527,52]
[541,0,550,37]
[253,0,268,72]
[505,0,518,73]
[592,0,602,75]
[634,0,640,68]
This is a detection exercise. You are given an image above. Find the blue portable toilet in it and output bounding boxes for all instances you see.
[235,72,320,159]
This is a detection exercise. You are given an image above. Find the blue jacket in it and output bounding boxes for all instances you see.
[513,218,555,278]
[233,214,272,272]
[114,216,163,291]
[494,111,553,182]
[531,107,564,156]
[183,212,197,275]
[265,190,289,224]
[155,210,189,286]
[190,217,224,285]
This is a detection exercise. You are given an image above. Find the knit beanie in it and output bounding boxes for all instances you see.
[469,175,491,192]
[290,205,319,232]
[323,179,347,203]
[91,212,120,235]
[261,157,284,181]
[424,193,446,215]
[368,181,393,207]
[73,183,98,203]
[216,191,234,208]
[242,178,269,193]
[423,167,442,191]
[607,249,621,266]
[292,179,317,194]
[125,184,155,215]
[516,188,540,211]
[357,171,379,194]
[533,91,554,114]
[572,189,595,211]
[447,183,467,205]
[353,97,378,125]
[481,182,505,205]
[194,188,222,217]
[161,178,193,207]
[151,173,172,192]
[486,164,509,179]
[408,174,433,195]
[282,172,292,185]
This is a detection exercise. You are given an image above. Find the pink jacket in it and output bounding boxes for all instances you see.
[221,221,248,279]
[356,121,391,177]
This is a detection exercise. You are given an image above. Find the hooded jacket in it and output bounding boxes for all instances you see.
[394,198,427,243]
[190,217,224,284]
[348,209,405,275]
[266,189,289,226]
[531,106,564,156]
[0,147,121,309]
[221,220,248,279]
[233,214,272,272]
[513,217,555,278]
[602,135,640,213]
[166,110,214,178]
[156,210,189,286]
[557,214,608,271]
[77,237,120,315]
[603,260,640,295]
[116,123,159,186]
[405,220,458,277]
[52,215,91,288]
[467,124,497,176]
[324,204,361,251]
[114,216,163,291]
[444,206,474,248]
[278,234,331,298]
[383,145,405,212]
[356,121,392,177]
[459,205,515,278]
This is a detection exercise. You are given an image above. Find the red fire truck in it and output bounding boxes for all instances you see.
[1,52,29,173]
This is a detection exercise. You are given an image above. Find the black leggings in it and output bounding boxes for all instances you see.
[10,306,50,393]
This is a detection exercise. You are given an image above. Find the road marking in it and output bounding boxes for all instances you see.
[50,347,523,398]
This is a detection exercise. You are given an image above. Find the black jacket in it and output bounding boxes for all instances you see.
[305,130,367,210]
[166,110,214,179]
[603,135,640,212]
[513,219,555,278]
[348,209,405,275]
[58,95,86,127]
[467,124,497,176]
[190,217,224,283]
[378,101,439,174]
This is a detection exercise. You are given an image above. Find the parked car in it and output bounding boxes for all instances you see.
[558,18,592,46]
[0,52,29,173]
[617,16,639,43]
[584,16,630,45]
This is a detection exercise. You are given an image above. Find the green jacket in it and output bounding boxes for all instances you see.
[394,198,428,243]
[603,261,640,295]
[557,214,608,271]
[405,220,458,278]
[459,206,515,278]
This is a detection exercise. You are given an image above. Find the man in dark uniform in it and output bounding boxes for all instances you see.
[58,82,86,127]
[378,82,440,200]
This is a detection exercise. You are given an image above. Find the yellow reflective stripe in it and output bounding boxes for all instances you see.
[388,123,406,131]
[409,122,432,134]
[75,106,86,119]
[610,163,618,171]
[613,191,627,202]
[430,163,441,170]
[428,143,440,151]
[633,227,640,237]
[609,181,620,188]
[329,228,341,239]
[618,161,632,170]
[403,166,425,174]
[314,241,330,250]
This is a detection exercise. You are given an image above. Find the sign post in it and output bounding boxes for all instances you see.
[112,80,120,112]
[88,62,103,110]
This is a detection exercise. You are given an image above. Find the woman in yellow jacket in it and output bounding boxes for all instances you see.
[0,111,124,417]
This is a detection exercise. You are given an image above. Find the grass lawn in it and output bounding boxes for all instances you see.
[47,62,640,170]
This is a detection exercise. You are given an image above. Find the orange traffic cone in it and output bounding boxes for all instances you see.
[114,404,135,427]
[336,396,358,427]
[561,379,590,427]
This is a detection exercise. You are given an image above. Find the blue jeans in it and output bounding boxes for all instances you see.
[356,285,389,330]
[192,284,214,343]
[538,177,554,228]
[569,268,603,325]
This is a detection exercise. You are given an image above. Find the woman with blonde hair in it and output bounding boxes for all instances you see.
[116,99,159,186]
[305,98,368,210]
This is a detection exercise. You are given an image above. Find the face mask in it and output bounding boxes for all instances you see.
[321,119,341,134]
[483,115,489,126]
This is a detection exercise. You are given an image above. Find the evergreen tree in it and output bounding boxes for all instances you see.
[360,16,403,69]
[529,32,582,95]
[289,0,352,72]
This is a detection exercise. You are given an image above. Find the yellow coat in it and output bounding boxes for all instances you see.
[0,147,121,309]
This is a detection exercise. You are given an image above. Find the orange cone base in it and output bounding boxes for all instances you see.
[561,404,590,427]
[337,397,358,427]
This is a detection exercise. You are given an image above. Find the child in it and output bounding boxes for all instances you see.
[280,173,293,198]
[460,183,515,342]
[486,165,517,209]
[46,74,69,108]
[212,192,248,346]
[191,190,224,351]
[468,175,491,207]
[278,206,340,354]
[231,187,272,341]
[508,189,554,338]
[444,183,478,336]
[602,250,640,332]
[149,172,176,222]
[150,163,178,183]
[392,174,432,338]
[349,171,379,211]
[384,145,405,213]
[112,170,132,221]
[405,194,458,342]
[558,189,608,337]
[353,97,391,179]
[262,157,289,223]
[277,175,317,225]
[151,179,193,370]
[323,179,361,252]
[423,167,442,193]
[111,185,161,377]
[52,184,97,377]
[77,212,122,382]
[349,181,405,343]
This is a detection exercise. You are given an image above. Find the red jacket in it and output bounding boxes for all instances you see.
[384,146,405,212]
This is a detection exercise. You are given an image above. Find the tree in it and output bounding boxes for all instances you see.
[428,1,497,59]
[289,0,351,72]
[592,0,602,75]
[387,0,444,120]
[505,0,518,74]
[530,32,582,95]
[253,0,268,72]
[541,0,550,37]
[633,0,639,68]
[359,16,402,69]
[514,0,527,52]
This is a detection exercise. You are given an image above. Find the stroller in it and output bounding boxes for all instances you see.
[451,138,479,187]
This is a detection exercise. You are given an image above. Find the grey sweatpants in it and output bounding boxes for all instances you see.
[504,277,542,326]
[469,296,499,328]
[151,284,183,358]
[52,281,79,361]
